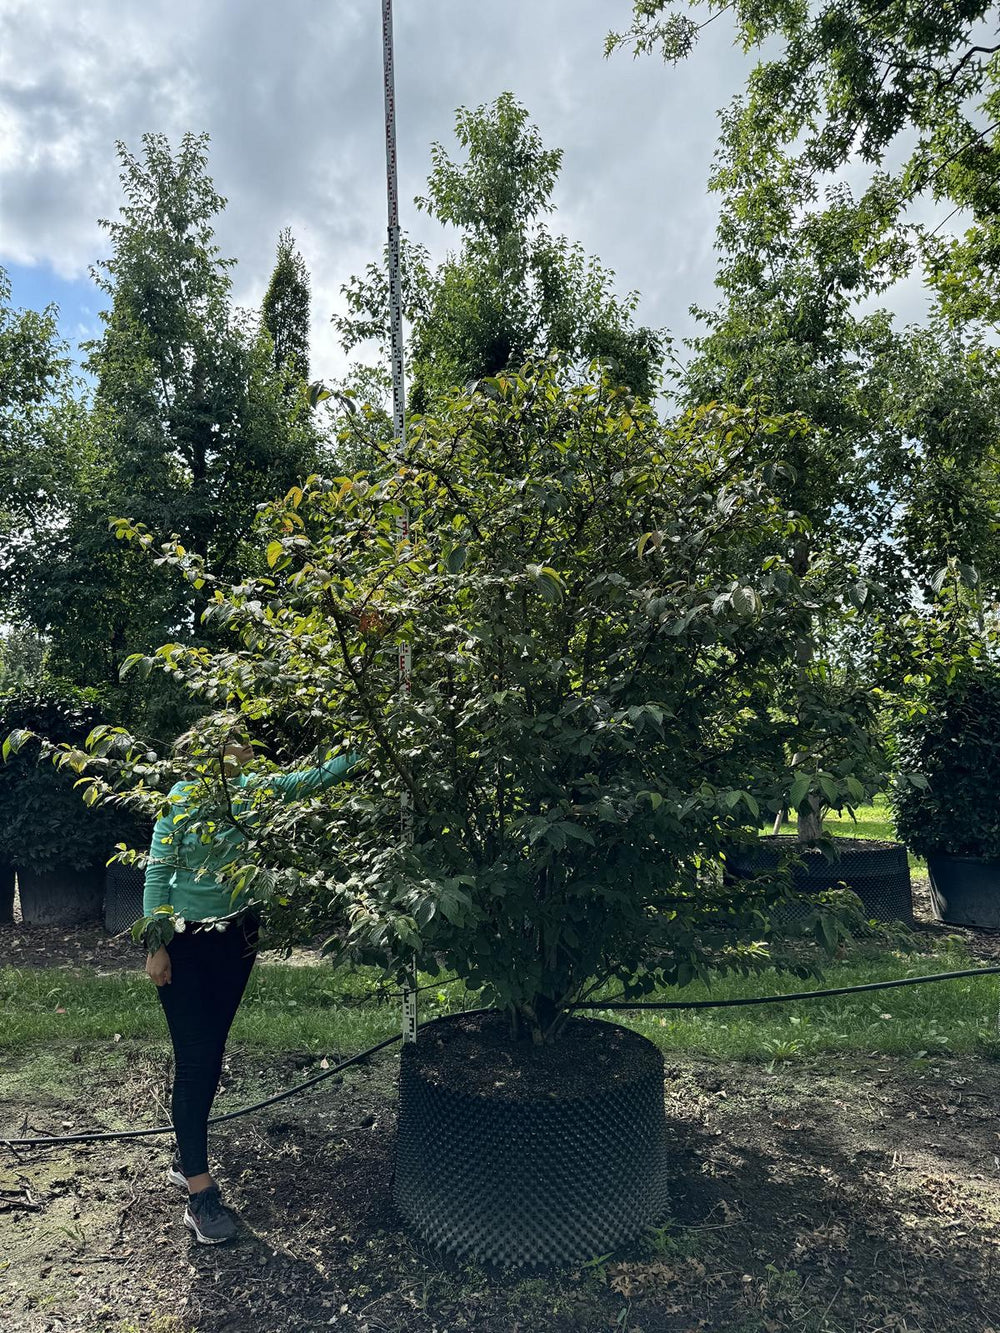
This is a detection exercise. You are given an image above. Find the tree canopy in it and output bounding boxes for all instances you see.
[335,93,665,409]
[609,1,1000,322]
[5,135,321,707]
[262,227,311,389]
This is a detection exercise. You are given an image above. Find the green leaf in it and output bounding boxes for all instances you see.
[789,773,812,808]
[119,654,149,680]
[2,728,35,762]
[526,563,563,603]
[818,775,839,804]
[557,821,596,845]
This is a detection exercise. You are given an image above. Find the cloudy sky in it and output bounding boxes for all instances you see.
[0,0,935,384]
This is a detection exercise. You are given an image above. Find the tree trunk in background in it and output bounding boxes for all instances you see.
[792,537,824,844]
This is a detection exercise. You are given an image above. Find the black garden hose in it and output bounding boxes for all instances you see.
[5,966,1000,1150]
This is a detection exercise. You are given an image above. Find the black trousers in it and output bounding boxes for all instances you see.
[156,911,260,1177]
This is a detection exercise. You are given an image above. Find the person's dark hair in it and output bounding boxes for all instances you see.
[171,712,254,758]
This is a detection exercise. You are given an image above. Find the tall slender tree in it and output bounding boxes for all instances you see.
[8,135,320,703]
[261,227,311,389]
[86,133,317,568]
[0,268,78,566]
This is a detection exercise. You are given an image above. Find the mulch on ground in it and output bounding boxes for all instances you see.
[4,1043,1000,1332]
[3,877,1000,1331]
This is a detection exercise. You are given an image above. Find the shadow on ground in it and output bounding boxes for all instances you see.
[3,1038,1000,1332]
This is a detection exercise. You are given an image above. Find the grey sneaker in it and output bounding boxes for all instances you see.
[167,1152,188,1191]
[184,1183,239,1244]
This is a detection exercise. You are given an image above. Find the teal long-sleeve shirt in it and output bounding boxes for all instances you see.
[142,754,360,926]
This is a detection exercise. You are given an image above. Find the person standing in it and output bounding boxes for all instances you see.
[142,735,358,1244]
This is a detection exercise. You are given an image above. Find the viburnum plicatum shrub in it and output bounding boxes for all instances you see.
[22,358,872,1042]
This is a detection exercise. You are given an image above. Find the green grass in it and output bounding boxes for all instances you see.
[3,938,996,1064]
[824,796,896,842]
[799,794,926,872]
[0,961,472,1055]
[598,948,1000,1062]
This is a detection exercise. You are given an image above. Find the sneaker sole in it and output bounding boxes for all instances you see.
[168,1167,188,1190]
[183,1209,235,1244]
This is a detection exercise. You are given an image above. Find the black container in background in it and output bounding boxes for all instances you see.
[724,836,914,927]
[927,853,1000,929]
[0,862,13,923]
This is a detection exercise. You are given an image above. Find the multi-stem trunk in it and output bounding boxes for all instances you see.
[510,994,561,1046]
[772,537,823,844]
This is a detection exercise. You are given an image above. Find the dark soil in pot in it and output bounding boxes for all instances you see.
[725,835,913,926]
[392,1010,670,1269]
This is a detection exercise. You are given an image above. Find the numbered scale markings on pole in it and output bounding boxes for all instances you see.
[381,0,406,450]
[381,0,419,1042]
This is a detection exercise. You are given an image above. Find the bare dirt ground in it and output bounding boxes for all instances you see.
[3,879,1000,1333]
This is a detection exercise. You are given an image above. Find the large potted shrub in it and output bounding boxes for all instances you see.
[891,656,1000,927]
[0,688,119,925]
[724,667,913,926]
[17,360,864,1266]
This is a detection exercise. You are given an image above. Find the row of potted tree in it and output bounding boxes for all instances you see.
[8,654,1000,932]
[0,688,142,926]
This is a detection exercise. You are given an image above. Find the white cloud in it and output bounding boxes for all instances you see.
[0,0,759,381]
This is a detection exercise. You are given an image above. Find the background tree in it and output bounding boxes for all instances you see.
[334,93,664,412]
[5,135,322,718]
[261,227,310,389]
[609,1,1000,322]
[611,3,1000,835]
[0,626,48,692]
[86,133,319,577]
[0,269,86,621]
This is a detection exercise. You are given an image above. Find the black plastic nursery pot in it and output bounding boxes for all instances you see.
[104,861,147,935]
[0,862,13,924]
[17,865,104,926]
[392,1010,670,1269]
[926,853,1000,929]
[725,836,913,926]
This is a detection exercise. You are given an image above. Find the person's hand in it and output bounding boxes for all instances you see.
[146,945,172,987]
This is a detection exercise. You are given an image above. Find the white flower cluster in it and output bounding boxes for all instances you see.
[171,914,229,934]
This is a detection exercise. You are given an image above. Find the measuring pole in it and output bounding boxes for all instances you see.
[381,0,418,1045]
